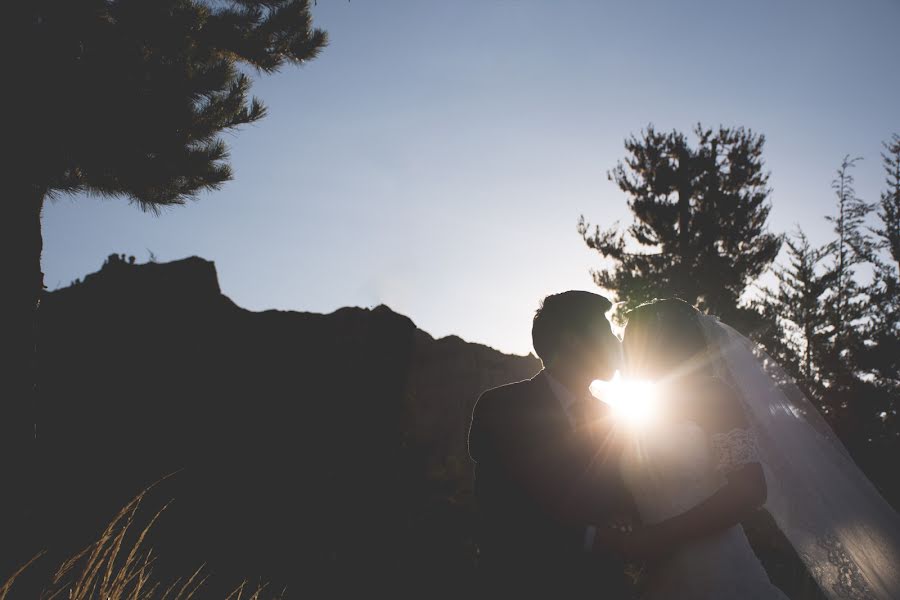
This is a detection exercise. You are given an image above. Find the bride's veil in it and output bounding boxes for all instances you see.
[697,314,900,600]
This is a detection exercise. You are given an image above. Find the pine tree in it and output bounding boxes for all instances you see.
[862,135,900,436]
[753,148,897,502]
[820,157,873,389]
[4,0,327,549]
[816,157,879,441]
[873,135,900,270]
[578,124,781,330]
[753,229,837,406]
[826,156,876,307]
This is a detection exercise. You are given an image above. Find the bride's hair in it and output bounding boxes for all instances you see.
[623,298,713,380]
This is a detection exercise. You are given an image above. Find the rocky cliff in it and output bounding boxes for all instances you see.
[27,254,540,597]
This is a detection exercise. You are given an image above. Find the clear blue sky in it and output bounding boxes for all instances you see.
[42,0,900,356]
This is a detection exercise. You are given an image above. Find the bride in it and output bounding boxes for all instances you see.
[602,298,900,600]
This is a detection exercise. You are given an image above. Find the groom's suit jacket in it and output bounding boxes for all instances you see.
[468,370,633,599]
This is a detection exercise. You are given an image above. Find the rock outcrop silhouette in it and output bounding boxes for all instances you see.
[27,254,540,598]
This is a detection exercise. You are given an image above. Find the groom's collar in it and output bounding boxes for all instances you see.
[541,369,580,429]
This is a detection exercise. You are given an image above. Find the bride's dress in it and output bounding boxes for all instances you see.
[621,417,789,599]
[613,314,900,600]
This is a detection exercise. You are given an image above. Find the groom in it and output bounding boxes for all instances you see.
[468,291,635,599]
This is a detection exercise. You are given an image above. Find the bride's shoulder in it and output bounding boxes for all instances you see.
[688,376,749,435]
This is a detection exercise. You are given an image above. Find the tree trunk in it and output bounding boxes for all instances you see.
[676,174,694,302]
[0,185,44,573]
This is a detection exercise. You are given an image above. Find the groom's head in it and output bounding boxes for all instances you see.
[532,291,621,381]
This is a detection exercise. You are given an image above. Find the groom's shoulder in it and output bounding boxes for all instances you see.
[478,374,542,404]
[473,374,543,416]
[469,375,543,459]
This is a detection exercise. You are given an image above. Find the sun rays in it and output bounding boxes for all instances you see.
[591,372,660,428]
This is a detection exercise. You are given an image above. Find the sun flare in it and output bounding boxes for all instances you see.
[591,372,659,427]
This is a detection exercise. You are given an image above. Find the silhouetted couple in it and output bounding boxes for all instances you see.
[468,291,900,599]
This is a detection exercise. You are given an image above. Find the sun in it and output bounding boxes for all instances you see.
[590,372,660,428]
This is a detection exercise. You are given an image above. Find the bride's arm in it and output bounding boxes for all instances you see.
[639,463,766,554]
[619,380,766,560]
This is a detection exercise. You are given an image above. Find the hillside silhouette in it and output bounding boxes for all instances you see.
[25,254,540,598]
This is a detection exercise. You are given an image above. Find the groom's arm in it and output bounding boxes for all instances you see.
[573,416,639,553]
[566,416,636,524]
[469,390,573,519]
[469,391,628,532]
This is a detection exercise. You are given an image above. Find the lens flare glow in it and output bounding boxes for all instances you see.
[591,372,659,427]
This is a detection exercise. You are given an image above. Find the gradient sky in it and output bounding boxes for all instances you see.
[42,0,900,356]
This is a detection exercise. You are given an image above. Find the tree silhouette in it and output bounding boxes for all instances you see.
[861,135,900,434]
[752,147,898,501]
[818,157,875,425]
[5,0,326,539]
[753,228,837,406]
[578,124,781,330]
[826,156,874,308]
[873,135,900,270]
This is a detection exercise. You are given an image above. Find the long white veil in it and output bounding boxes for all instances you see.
[697,314,900,600]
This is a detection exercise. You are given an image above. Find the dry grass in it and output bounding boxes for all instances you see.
[1,487,278,600]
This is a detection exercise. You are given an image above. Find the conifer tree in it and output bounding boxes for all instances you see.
[820,158,874,394]
[578,124,781,330]
[753,229,837,405]
[862,135,900,432]
[814,157,880,442]
[873,135,900,270]
[4,0,327,540]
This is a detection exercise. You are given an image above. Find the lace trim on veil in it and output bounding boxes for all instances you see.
[802,535,876,600]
